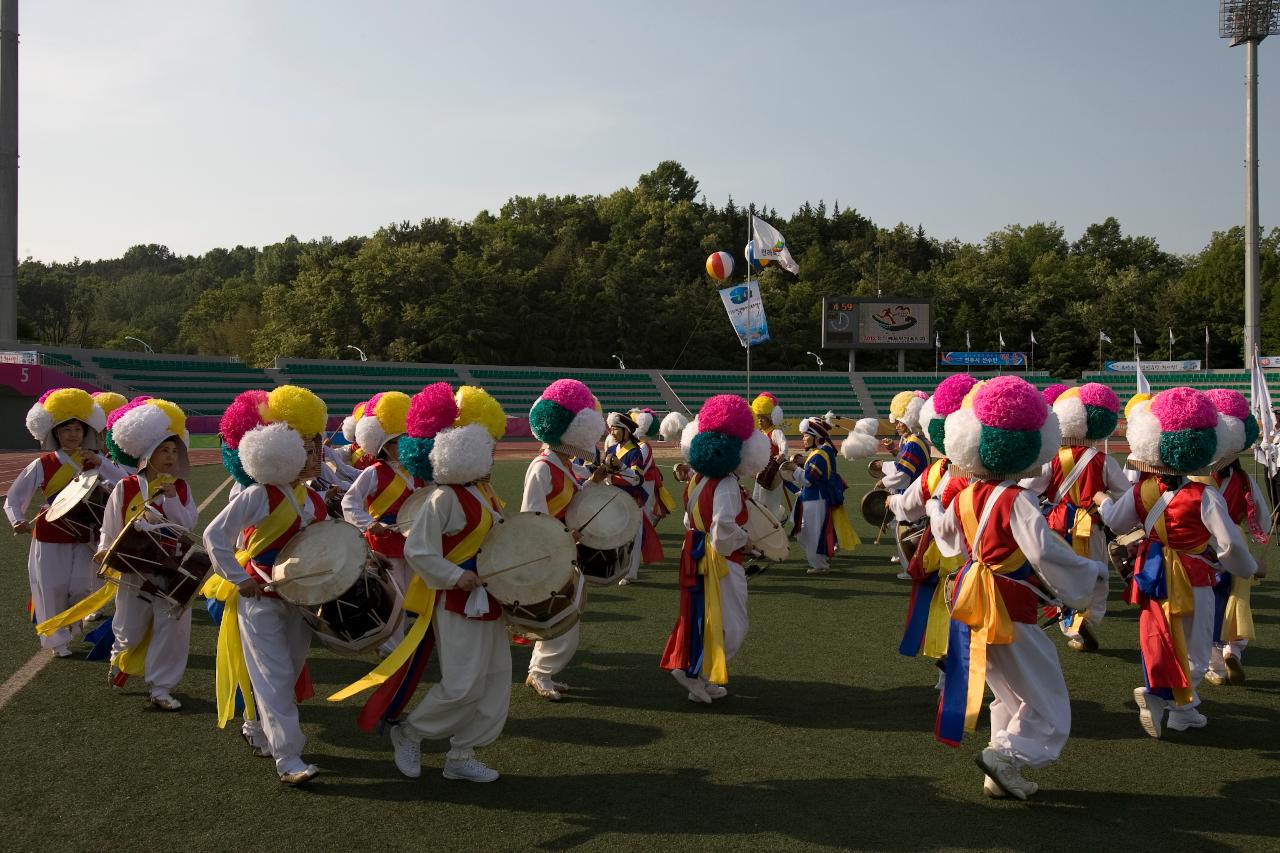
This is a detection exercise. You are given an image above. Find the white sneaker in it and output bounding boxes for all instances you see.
[240,728,271,757]
[983,776,1006,798]
[1133,687,1167,739]
[1167,706,1208,731]
[1204,670,1228,687]
[671,670,711,703]
[974,748,1036,800]
[149,691,182,711]
[896,571,912,581]
[278,763,319,785]
[52,646,72,658]
[617,578,632,586]
[390,725,422,779]
[526,674,561,701]
[890,555,900,564]
[704,683,728,700]
[443,756,499,783]
[805,567,831,575]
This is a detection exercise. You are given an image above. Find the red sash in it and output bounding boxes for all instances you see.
[442,485,503,620]
[34,453,83,544]
[363,462,423,558]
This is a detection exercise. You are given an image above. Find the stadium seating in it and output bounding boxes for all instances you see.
[663,371,863,419]
[862,372,1061,419]
[88,354,273,416]
[469,368,668,414]
[275,360,465,414]
[1081,369,1270,400]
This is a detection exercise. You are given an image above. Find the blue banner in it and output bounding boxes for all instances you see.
[941,351,1026,366]
[718,279,770,348]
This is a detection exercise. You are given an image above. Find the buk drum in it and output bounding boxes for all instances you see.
[269,519,405,655]
[565,484,642,586]
[477,512,584,642]
[1108,527,1145,583]
[45,471,110,543]
[755,457,783,491]
[394,486,434,538]
[103,517,214,615]
[860,487,891,527]
[745,497,789,561]
[896,519,928,564]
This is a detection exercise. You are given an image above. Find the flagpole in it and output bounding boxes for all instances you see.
[1099,333,1103,374]
[746,212,752,398]
[1205,326,1210,374]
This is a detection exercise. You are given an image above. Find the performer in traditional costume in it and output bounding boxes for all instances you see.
[342,391,424,651]
[392,386,510,783]
[1096,387,1262,738]
[522,380,607,700]
[1194,389,1269,687]
[202,386,330,784]
[660,395,770,703]
[882,391,930,493]
[6,389,124,657]
[750,393,791,521]
[927,376,1107,800]
[786,417,857,574]
[887,374,976,672]
[1018,383,1129,651]
[95,399,197,709]
[607,411,663,584]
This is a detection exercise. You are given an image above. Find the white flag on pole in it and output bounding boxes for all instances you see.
[998,331,1005,348]
[1133,329,1142,346]
[750,215,800,275]
[1251,354,1277,476]
[966,330,971,349]
[1030,330,1037,345]
[935,332,941,349]
[1135,356,1151,396]
[1100,330,1112,344]
[1206,326,1210,344]
[1168,328,1176,346]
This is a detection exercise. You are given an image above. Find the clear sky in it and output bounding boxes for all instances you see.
[17,0,1276,261]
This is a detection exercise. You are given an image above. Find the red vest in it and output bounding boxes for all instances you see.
[1216,469,1249,525]
[1133,479,1216,586]
[243,485,330,588]
[441,485,504,620]
[684,474,750,565]
[34,452,84,544]
[363,462,424,558]
[1047,446,1106,506]
[959,482,1040,624]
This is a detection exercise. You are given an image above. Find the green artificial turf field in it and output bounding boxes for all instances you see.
[0,458,1277,852]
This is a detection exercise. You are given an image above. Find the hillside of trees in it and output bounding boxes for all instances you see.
[17,161,1280,377]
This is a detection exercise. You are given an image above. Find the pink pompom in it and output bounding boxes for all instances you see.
[698,394,755,441]
[37,389,56,404]
[540,378,594,413]
[1078,382,1120,413]
[974,375,1047,431]
[1042,383,1069,406]
[406,382,458,438]
[913,390,927,399]
[932,374,978,417]
[365,392,384,414]
[1150,386,1217,431]
[220,390,269,448]
[107,395,152,429]
[1204,388,1250,421]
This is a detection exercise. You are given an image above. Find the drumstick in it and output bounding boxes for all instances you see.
[476,553,553,582]
[574,491,623,535]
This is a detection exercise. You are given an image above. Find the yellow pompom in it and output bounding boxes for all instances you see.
[94,391,128,416]
[44,388,96,426]
[454,385,507,440]
[889,390,917,420]
[1125,392,1151,420]
[750,393,777,418]
[591,395,602,415]
[353,401,367,420]
[148,398,188,440]
[371,391,411,436]
[960,381,987,410]
[1057,386,1082,403]
[265,385,328,437]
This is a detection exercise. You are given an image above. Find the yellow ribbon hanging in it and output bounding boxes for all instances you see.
[1223,575,1257,642]
[35,573,119,637]
[698,543,731,686]
[213,587,256,727]
[113,623,152,677]
[831,504,860,550]
[658,483,677,513]
[366,471,409,522]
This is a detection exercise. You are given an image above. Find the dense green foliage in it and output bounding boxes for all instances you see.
[17,161,1280,375]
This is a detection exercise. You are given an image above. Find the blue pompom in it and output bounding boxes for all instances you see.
[399,435,435,482]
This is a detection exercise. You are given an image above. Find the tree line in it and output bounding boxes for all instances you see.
[17,160,1280,378]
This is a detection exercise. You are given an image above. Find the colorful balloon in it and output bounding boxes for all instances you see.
[706,251,734,282]
[745,241,772,271]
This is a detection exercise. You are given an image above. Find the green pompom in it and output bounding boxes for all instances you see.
[1244,416,1260,448]
[221,445,254,487]
[978,425,1041,475]
[927,419,946,457]
[1160,428,1216,473]
[107,431,140,469]
[398,436,435,482]
[528,399,575,446]
[688,432,741,478]
[1084,406,1118,441]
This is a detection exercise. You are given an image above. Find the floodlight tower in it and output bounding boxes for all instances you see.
[1221,1,1280,362]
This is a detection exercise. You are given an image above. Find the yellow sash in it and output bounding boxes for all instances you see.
[367,467,409,521]
[952,485,1025,733]
[329,487,493,701]
[235,483,309,568]
[689,475,731,685]
[108,475,177,673]
[543,459,577,519]
[41,454,79,499]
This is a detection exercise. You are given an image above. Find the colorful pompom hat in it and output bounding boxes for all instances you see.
[219,390,269,487]
[355,391,412,457]
[428,386,507,485]
[679,395,771,478]
[1204,388,1259,469]
[659,411,690,442]
[342,400,368,444]
[1042,383,1070,407]
[227,386,328,487]
[396,383,459,483]
[110,398,191,477]
[628,407,660,441]
[1052,383,1120,447]
[606,411,639,437]
[26,388,107,452]
[889,390,927,434]
[531,379,606,460]
[839,418,883,460]
[104,395,152,465]
[920,374,978,457]
[943,375,1060,480]
[93,391,128,419]
[798,416,831,445]
[1125,386,1222,476]
[750,392,784,428]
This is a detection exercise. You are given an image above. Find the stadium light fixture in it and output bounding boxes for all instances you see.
[805,351,825,371]
[611,353,626,370]
[346,345,368,362]
[123,335,154,353]
[1221,1,1280,361]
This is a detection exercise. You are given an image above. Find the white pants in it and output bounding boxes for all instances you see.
[529,622,579,680]
[237,595,313,773]
[379,556,411,651]
[623,521,645,581]
[1060,530,1109,637]
[720,562,749,662]
[797,499,829,571]
[751,482,787,526]
[1174,586,1215,708]
[28,539,96,650]
[402,605,511,760]
[986,624,1071,770]
[111,586,192,694]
